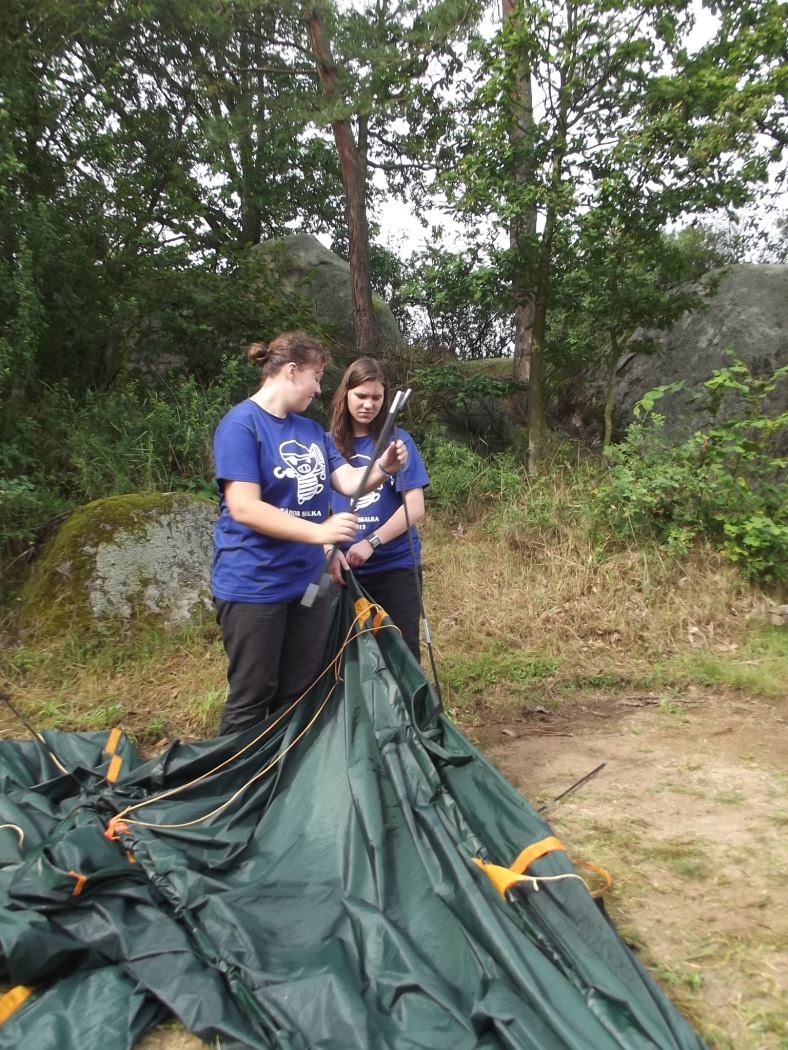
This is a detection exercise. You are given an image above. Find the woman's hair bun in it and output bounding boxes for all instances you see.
[246,341,269,365]
[246,331,329,377]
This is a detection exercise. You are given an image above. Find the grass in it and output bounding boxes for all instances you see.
[550,788,788,1050]
[423,514,788,723]
[3,448,786,740]
[0,620,227,749]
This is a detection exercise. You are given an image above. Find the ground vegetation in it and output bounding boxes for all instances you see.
[2,428,786,1048]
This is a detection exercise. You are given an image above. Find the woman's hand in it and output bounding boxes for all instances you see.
[346,539,375,569]
[327,548,349,585]
[318,512,357,546]
[379,439,408,474]
[331,440,409,498]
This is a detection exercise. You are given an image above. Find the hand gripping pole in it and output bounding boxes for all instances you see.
[301,388,412,607]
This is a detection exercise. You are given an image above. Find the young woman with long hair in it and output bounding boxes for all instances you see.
[328,357,429,663]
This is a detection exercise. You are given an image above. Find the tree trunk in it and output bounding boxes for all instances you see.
[238,27,262,247]
[604,269,621,448]
[503,0,537,386]
[305,8,375,354]
[604,330,620,449]
[526,7,571,473]
[528,219,553,473]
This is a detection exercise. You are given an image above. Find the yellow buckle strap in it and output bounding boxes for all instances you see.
[511,836,566,875]
[0,985,36,1026]
[473,836,568,899]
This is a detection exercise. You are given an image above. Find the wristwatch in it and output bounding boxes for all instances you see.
[367,532,382,550]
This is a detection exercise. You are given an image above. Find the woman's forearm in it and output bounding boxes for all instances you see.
[372,489,425,544]
[224,480,356,545]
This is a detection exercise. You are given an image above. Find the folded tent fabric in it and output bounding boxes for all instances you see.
[0,577,708,1050]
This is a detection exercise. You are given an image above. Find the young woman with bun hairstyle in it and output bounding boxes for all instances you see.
[328,357,429,663]
[212,333,407,735]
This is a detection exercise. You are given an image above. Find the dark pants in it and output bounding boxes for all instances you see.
[214,593,331,736]
[356,567,423,663]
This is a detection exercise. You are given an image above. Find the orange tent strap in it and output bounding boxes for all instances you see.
[104,726,122,755]
[353,597,372,628]
[472,857,527,899]
[106,753,123,783]
[0,985,36,1026]
[372,608,387,634]
[511,836,566,875]
[104,817,129,841]
[68,870,87,896]
[572,857,612,897]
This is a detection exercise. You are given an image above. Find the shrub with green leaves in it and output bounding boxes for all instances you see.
[595,356,788,583]
[0,355,257,587]
[422,438,525,517]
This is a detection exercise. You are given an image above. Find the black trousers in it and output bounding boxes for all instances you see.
[214,592,331,736]
[355,566,423,663]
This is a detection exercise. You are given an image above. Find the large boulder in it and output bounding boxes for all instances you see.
[612,264,788,444]
[443,394,515,454]
[254,233,402,352]
[20,493,217,636]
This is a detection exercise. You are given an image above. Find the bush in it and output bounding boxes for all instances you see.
[0,355,256,582]
[595,356,788,584]
[422,438,525,517]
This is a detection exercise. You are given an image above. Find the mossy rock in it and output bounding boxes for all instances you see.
[19,493,217,637]
[613,264,788,446]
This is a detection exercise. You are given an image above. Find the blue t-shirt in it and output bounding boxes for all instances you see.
[329,429,429,574]
[212,401,346,603]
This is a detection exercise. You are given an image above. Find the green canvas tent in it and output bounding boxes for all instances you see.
[0,577,708,1049]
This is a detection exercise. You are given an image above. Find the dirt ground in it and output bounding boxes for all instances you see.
[468,687,788,1050]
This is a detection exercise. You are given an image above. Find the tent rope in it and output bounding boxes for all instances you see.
[0,824,24,847]
[105,611,397,837]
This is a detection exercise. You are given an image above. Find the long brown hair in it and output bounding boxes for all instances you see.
[247,331,330,382]
[330,357,391,460]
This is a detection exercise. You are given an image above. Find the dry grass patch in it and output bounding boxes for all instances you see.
[421,515,781,723]
[0,620,227,750]
[484,692,788,1050]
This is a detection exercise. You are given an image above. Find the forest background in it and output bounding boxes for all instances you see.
[2,0,787,586]
[2,2,788,1046]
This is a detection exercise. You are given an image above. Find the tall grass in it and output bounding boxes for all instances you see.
[0,357,256,596]
[3,432,785,746]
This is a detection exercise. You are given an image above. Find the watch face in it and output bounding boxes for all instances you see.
[369,533,381,549]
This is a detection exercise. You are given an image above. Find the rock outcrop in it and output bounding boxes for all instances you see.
[254,233,402,352]
[612,264,788,444]
[20,493,216,635]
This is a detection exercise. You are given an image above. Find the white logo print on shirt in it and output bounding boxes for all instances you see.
[274,440,326,504]
[351,454,387,511]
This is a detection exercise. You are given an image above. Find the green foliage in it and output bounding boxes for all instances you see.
[440,0,786,466]
[547,213,707,446]
[667,222,746,279]
[421,438,525,515]
[397,247,514,359]
[595,356,788,583]
[411,364,522,409]
[405,364,523,455]
[0,357,256,581]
